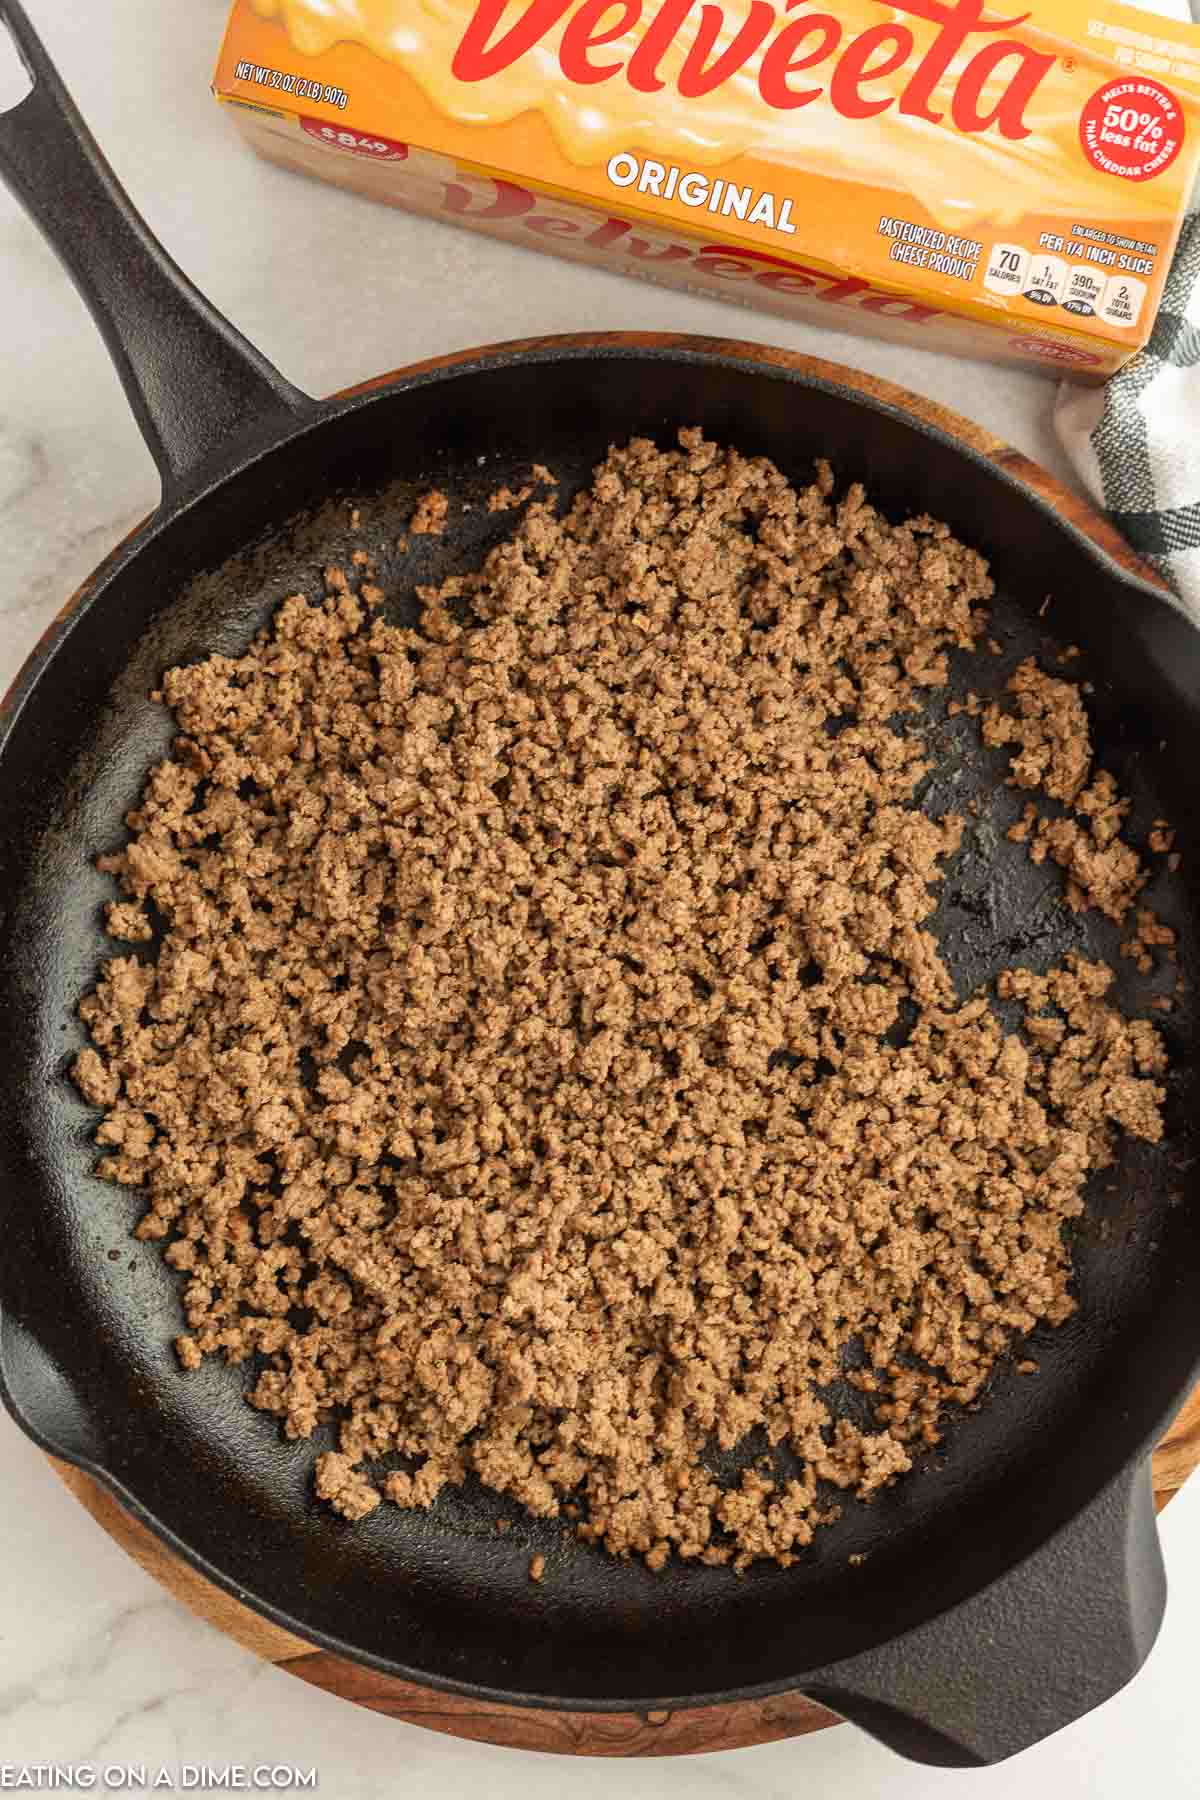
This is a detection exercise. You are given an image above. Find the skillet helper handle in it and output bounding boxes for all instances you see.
[0,1313,103,1470]
[806,1461,1165,1767]
[0,0,312,497]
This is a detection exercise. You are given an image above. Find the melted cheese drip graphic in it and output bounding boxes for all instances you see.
[248,0,1172,224]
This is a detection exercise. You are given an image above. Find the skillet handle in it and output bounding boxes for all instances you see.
[805,1460,1165,1767]
[0,1312,103,1470]
[0,0,314,498]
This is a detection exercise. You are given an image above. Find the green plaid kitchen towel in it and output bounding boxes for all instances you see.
[1057,211,1200,617]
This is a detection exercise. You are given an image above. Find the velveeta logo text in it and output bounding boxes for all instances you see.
[451,0,1057,139]
[245,0,1196,229]
[441,169,943,317]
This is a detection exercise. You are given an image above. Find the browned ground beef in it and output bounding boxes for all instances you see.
[72,431,1168,1571]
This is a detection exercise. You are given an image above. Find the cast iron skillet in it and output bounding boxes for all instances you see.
[2,0,1199,1769]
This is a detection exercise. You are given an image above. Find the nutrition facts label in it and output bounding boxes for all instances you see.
[982,240,1147,326]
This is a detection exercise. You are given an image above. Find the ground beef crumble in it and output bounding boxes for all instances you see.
[72,431,1169,1572]
[486,466,559,514]
[409,489,448,536]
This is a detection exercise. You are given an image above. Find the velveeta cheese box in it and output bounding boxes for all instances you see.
[214,0,1200,378]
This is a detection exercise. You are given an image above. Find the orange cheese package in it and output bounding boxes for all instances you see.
[214,0,1200,378]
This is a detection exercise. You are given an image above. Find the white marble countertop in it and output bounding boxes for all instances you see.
[2,1,1199,1792]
